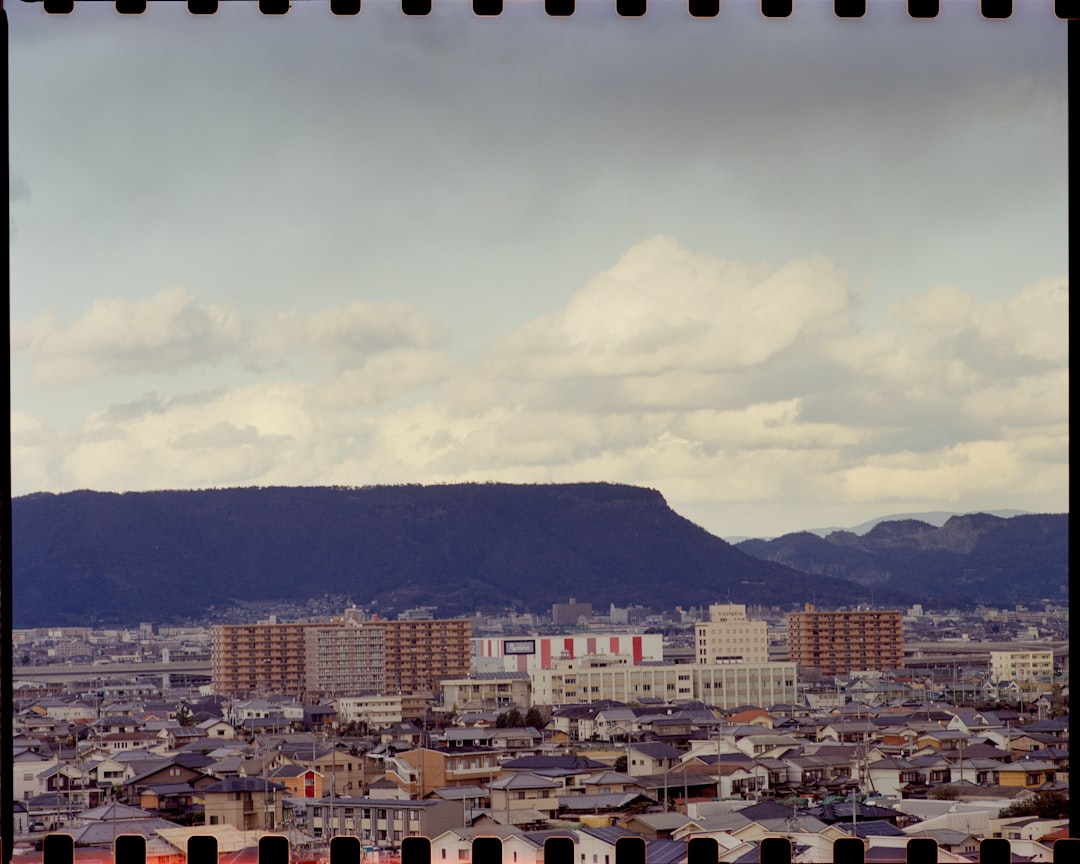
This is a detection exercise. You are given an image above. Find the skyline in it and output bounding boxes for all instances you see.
[8,1,1069,539]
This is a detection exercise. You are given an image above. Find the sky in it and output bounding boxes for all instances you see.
[7,0,1069,539]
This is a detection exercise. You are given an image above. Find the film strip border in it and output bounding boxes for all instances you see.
[27,0,1080,21]
[17,834,1080,864]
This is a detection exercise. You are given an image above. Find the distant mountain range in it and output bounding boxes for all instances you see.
[10,485,1067,627]
[721,509,1030,542]
[735,512,1068,610]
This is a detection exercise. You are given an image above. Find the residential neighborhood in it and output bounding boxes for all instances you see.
[8,601,1070,862]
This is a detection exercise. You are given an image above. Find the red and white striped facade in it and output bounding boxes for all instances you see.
[473,632,664,673]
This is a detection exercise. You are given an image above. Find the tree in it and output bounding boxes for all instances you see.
[524,707,546,729]
[175,705,195,727]
[998,791,1069,819]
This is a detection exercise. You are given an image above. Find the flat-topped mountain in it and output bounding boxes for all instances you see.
[12,483,903,627]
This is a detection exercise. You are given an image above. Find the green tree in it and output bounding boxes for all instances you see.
[998,791,1069,819]
[175,705,195,727]
[504,708,524,727]
[524,707,546,729]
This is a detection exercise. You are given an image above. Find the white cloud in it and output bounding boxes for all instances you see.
[973,276,1068,365]
[497,236,854,380]
[11,287,241,388]
[9,238,1069,537]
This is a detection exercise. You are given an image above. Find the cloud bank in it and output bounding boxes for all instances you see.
[10,236,1068,537]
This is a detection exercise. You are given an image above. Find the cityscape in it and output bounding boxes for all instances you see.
[5,1,1069,863]
[8,596,1070,862]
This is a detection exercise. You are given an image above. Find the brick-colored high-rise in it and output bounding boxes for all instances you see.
[211,615,472,700]
[211,622,315,700]
[786,604,903,676]
[379,618,472,695]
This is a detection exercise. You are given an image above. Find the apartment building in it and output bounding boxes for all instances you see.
[212,615,471,700]
[211,622,314,699]
[335,694,403,728]
[305,622,386,699]
[299,797,463,844]
[696,603,769,664]
[440,671,533,712]
[380,618,472,695]
[786,604,903,676]
[530,656,796,709]
[990,650,1054,686]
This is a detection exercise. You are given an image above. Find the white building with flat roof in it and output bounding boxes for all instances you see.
[473,633,663,673]
[531,656,796,709]
[696,603,769,665]
[990,650,1054,686]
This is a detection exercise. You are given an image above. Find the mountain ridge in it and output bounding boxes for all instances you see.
[734,512,1068,609]
[13,483,898,628]
[11,485,1064,627]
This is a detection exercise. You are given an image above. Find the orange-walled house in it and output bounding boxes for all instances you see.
[270,764,325,798]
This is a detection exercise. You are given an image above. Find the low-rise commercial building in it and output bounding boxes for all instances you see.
[439,672,532,712]
[531,657,796,709]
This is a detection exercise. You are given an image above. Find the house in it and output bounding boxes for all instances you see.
[439,726,544,757]
[124,757,216,802]
[548,705,605,742]
[201,777,285,831]
[576,826,641,864]
[626,742,682,778]
[139,782,200,819]
[864,757,925,798]
[489,772,560,825]
[430,826,545,864]
[581,771,644,796]
[269,763,324,798]
[385,746,503,798]
[83,755,133,793]
[297,796,463,843]
[37,762,96,809]
[994,760,1057,789]
[11,746,54,801]
[734,734,800,758]
[197,718,238,740]
[594,707,639,742]
[725,709,775,729]
[160,726,208,752]
[619,812,692,840]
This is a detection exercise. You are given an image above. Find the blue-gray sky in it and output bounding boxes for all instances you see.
[8,0,1068,538]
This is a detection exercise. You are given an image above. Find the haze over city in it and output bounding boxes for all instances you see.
[7,1,1068,539]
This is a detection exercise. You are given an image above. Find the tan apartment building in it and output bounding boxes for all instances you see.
[786,604,903,676]
[696,603,769,664]
[990,649,1054,689]
[439,671,533,712]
